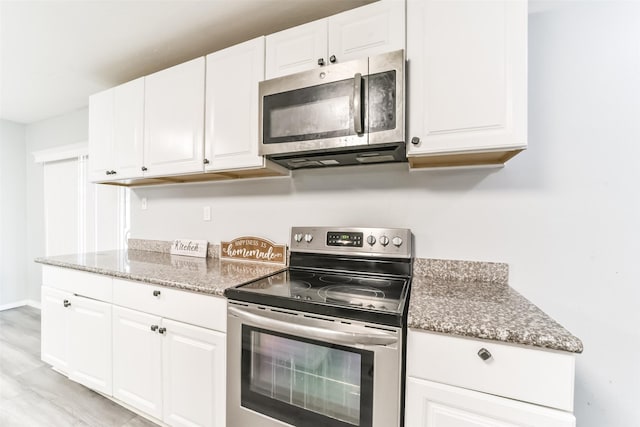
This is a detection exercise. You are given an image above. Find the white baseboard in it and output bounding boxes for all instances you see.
[26,300,42,310]
[0,300,42,311]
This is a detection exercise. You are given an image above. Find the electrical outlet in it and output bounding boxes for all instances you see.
[203,206,211,221]
[141,197,147,210]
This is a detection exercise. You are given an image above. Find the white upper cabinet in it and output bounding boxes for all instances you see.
[265,19,327,79]
[266,0,405,79]
[88,88,115,182]
[407,0,527,168]
[328,0,405,64]
[143,57,205,178]
[88,78,144,182]
[205,37,265,172]
[113,78,145,179]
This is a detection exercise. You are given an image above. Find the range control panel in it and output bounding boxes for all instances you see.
[290,226,412,259]
[326,231,363,247]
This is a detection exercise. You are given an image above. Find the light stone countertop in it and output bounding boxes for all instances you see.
[35,249,286,297]
[35,247,583,353]
[409,259,584,353]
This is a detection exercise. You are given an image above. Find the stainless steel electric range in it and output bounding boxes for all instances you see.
[225,226,413,427]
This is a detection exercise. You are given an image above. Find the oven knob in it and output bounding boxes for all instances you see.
[367,304,375,309]
[366,235,376,246]
[305,296,312,301]
[294,233,303,243]
[304,233,313,243]
[295,295,301,299]
[392,236,403,247]
[379,235,390,246]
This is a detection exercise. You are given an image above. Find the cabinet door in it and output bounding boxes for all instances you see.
[162,318,226,427]
[143,57,205,177]
[67,296,112,395]
[205,37,265,172]
[112,306,162,419]
[40,286,70,372]
[405,377,575,427]
[406,0,527,156]
[88,88,115,182]
[328,0,405,64]
[265,19,327,79]
[113,77,145,180]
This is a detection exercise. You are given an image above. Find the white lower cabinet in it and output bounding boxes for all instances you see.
[112,306,163,419]
[41,286,70,372]
[67,296,112,395]
[41,286,112,395]
[112,306,226,427]
[406,377,575,427]
[162,318,226,427]
[405,330,577,426]
[41,266,227,427]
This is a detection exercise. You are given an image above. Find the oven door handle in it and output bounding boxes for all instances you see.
[228,306,398,346]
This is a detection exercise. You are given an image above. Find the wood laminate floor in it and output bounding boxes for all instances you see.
[0,306,159,427]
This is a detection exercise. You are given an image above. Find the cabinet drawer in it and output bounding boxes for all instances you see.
[42,266,112,302]
[112,279,226,332]
[407,329,575,411]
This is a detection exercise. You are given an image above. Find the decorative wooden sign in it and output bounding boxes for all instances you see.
[170,239,208,258]
[220,236,287,265]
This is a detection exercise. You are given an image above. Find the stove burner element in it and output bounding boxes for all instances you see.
[319,275,353,284]
[317,285,386,308]
[289,271,315,280]
[357,278,391,287]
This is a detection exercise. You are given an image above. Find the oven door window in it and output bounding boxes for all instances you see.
[241,325,374,427]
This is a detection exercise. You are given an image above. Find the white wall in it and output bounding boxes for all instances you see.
[0,119,27,307]
[129,3,639,426]
[25,108,88,302]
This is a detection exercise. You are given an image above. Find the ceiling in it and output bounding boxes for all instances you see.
[0,0,372,124]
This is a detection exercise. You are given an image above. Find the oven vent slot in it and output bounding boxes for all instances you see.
[303,314,336,323]
[364,324,396,333]
[271,308,296,316]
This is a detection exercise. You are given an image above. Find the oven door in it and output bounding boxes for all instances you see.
[227,303,402,427]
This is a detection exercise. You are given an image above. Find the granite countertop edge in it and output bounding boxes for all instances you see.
[35,252,583,354]
[34,255,287,297]
[407,318,584,354]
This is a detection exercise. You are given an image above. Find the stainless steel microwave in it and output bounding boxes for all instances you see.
[259,50,405,169]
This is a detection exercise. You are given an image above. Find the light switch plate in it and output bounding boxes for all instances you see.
[203,206,211,221]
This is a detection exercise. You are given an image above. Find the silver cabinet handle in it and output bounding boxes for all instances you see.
[63,299,71,308]
[352,73,363,134]
[158,327,167,335]
[153,290,161,297]
[150,325,159,332]
[228,306,397,346]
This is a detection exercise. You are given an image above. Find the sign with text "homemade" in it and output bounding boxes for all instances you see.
[170,239,208,258]
[220,236,286,265]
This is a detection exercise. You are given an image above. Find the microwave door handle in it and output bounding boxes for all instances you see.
[352,72,363,134]
[228,306,397,346]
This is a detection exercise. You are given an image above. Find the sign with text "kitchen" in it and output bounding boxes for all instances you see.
[221,236,286,265]
[170,239,208,258]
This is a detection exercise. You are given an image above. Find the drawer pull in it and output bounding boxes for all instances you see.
[158,327,167,335]
[153,290,161,297]
[150,325,159,332]
[63,299,71,308]
[477,348,492,361]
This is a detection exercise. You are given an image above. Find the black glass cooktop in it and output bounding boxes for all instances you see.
[225,267,410,327]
